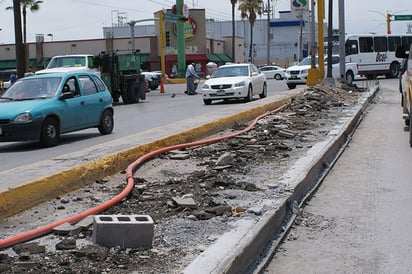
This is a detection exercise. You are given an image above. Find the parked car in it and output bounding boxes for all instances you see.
[0,71,114,146]
[200,63,267,105]
[284,55,358,89]
[141,71,162,90]
[259,65,285,80]
[0,69,16,91]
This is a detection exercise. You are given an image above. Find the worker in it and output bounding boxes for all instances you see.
[185,62,199,95]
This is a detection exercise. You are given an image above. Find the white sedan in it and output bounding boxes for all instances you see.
[200,63,267,105]
[259,65,286,80]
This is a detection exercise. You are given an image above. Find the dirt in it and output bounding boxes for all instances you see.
[0,83,365,274]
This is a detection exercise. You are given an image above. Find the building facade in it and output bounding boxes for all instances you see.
[0,8,315,76]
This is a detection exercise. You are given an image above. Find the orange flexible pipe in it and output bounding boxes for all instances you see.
[0,103,288,249]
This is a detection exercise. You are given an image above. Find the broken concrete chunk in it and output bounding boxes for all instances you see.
[171,197,197,208]
[215,152,234,166]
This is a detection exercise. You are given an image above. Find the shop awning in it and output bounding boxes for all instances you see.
[0,58,50,70]
[206,54,222,63]
[0,60,16,70]
[215,53,232,63]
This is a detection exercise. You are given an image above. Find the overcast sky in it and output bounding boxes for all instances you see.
[0,0,410,44]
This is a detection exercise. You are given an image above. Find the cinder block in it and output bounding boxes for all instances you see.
[92,215,154,249]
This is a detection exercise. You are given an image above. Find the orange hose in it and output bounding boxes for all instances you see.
[0,103,288,249]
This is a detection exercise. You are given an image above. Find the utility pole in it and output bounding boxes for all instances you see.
[338,0,345,82]
[13,0,24,78]
[262,0,272,65]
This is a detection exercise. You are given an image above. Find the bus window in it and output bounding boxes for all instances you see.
[359,37,373,53]
[374,36,388,52]
[402,36,412,49]
[345,39,358,55]
[388,36,401,51]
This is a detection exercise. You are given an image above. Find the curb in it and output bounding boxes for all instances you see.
[182,84,379,273]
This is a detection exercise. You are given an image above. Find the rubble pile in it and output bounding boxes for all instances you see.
[0,85,364,273]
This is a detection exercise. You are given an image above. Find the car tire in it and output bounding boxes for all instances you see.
[98,109,114,135]
[244,85,253,102]
[40,117,59,147]
[275,74,282,80]
[203,99,212,105]
[259,82,267,98]
[345,70,354,85]
[287,83,297,89]
[387,62,400,78]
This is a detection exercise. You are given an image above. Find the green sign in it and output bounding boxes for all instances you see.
[164,13,181,22]
[394,15,412,21]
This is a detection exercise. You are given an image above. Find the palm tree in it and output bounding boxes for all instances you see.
[238,0,262,63]
[7,0,43,71]
[230,0,237,62]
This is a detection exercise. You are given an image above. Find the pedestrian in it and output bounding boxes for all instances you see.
[9,70,17,86]
[185,62,199,95]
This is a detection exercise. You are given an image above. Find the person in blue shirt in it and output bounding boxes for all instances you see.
[185,63,199,95]
[9,71,17,86]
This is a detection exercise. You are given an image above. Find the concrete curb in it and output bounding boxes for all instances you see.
[182,84,379,274]
[0,92,297,219]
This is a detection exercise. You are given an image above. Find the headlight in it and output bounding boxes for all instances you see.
[202,84,209,89]
[234,81,246,87]
[302,69,308,74]
[14,112,32,123]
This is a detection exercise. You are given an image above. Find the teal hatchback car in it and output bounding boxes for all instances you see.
[0,71,114,146]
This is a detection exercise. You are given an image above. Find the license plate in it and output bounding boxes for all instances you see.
[291,76,297,79]
[216,90,225,95]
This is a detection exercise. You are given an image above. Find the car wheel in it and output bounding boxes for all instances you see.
[345,70,354,85]
[244,85,253,102]
[275,74,282,80]
[259,82,267,98]
[98,109,114,135]
[203,99,212,105]
[40,117,59,147]
[387,62,400,78]
[287,83,296,89]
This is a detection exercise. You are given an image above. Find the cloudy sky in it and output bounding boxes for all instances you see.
[0,0,410,44]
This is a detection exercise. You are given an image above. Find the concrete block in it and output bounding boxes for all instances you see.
[92,215,154,249]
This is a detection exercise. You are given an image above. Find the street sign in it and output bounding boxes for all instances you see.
[394,15,412,21]
[164,13,181,22]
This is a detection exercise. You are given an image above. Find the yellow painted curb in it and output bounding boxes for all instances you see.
[165,78,186,84]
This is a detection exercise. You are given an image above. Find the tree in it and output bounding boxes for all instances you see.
[230,0,237,62]
[7,0,43,71]
[238,0,262,63]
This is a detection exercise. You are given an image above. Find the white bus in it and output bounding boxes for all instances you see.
[343,34,412,79]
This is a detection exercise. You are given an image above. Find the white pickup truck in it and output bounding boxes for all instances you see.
[35,54,100,76]
[285,55,359,89]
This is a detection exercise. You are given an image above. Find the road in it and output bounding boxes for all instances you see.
[264,78,412,273]
[0,79,291,172]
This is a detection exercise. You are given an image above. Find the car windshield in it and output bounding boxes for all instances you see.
[298,57,318,66]
[211,66,249,78]
[1,77,61,100]
[47,56,86,68]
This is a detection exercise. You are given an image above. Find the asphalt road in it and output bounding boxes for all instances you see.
[264,78,412,273]
[0,79,291,172]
